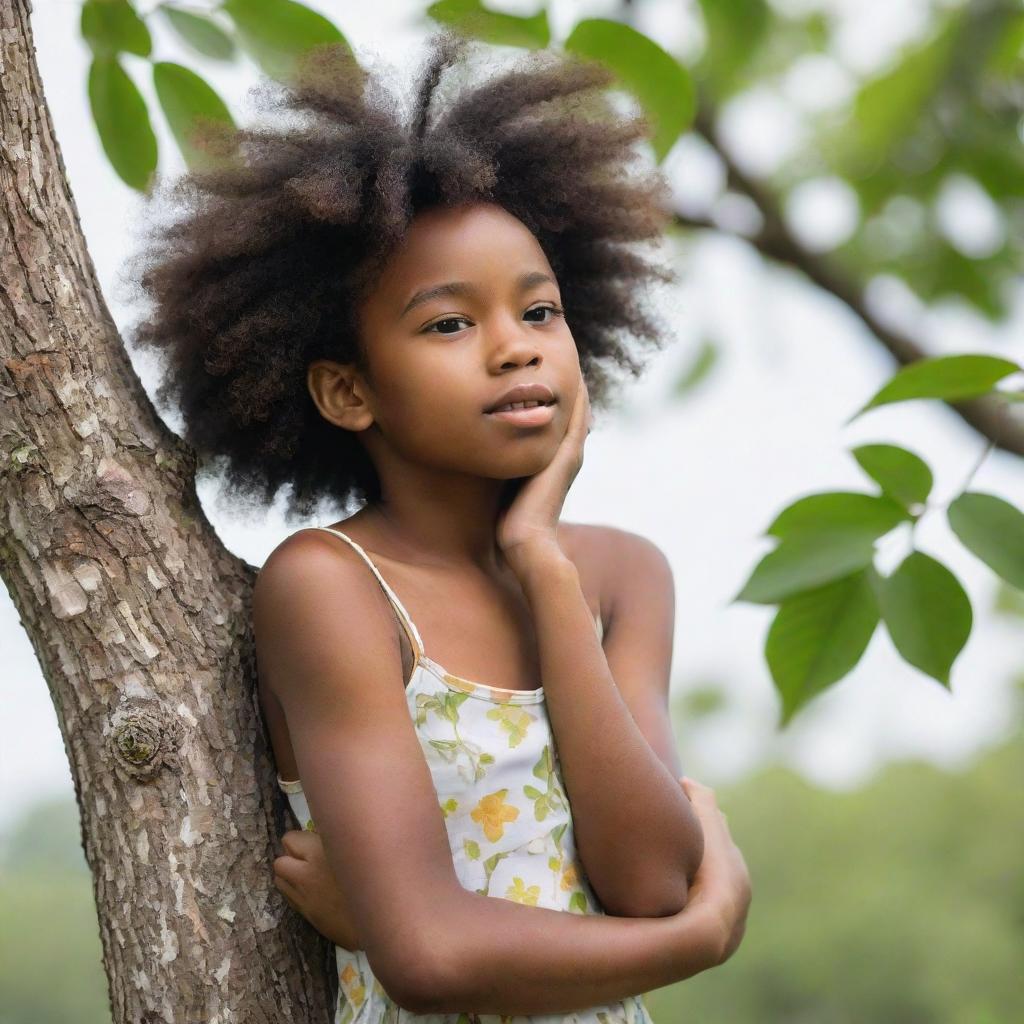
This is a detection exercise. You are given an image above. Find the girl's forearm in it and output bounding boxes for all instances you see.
[517,551,702,916]
[411,886,722,1015]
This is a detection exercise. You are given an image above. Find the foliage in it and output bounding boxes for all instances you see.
[0,797,109,1024]
[733,353,1024,723]
[827,3,1024,320]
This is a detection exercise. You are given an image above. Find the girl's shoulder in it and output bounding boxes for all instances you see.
[254,526,396,620]
[558,520,666,575]
[560,521,673,622]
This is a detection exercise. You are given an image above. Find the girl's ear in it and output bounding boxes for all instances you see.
[307,360,375,432]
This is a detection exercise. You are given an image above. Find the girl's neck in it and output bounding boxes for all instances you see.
[346,490,517,574]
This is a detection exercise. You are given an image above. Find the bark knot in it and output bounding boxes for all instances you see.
[108,696,184,780]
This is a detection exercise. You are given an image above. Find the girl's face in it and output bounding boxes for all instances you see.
[321,201,581,482]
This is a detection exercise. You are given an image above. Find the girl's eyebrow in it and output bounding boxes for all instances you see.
[398,270,557,320]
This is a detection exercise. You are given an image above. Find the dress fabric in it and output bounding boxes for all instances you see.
[277,525,656,1024]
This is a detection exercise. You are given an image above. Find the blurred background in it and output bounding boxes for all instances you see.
[2,1,1022,1021]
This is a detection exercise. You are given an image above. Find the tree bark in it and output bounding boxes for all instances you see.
[0,3,334,1021]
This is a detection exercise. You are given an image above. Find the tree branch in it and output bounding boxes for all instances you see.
[675,104,1024,458]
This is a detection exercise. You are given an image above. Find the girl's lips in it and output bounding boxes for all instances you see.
[484,402,556,427]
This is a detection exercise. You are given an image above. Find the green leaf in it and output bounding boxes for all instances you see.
[463,838,480,859]
[158,6,237,61]
[675,684,729,719]
[696,0,770,97]
[848,354,1021,422]
[153,62,236,172]
[848,16,957,168]
[81,0,152,58]
[733,528,879,605]
[851,443,934,510]
[986,11,1024,77]
[765,491,911,541]
[905,241,1010,321]
[426,0,550,49]
[569,891,588,913]
[767,570,880,727]
[220,0,349,86]
[87,55,158,192]
[672,338,719,397]
[992,578,1024,618]
[875,551,972,687]
[563,19,695,162]
[947,492,1024,590]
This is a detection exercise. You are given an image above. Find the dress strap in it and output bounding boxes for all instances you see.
[310,526,426,660]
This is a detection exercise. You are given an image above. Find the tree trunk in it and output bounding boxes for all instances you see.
[0,2,334,1020]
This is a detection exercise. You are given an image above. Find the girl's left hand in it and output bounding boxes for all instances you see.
[496,367,593,574]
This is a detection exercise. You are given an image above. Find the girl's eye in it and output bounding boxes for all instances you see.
[525,304,566,325]
[424,305,566,336]
[426,316,472,335]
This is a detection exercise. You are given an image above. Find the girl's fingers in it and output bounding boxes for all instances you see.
[281,828,320,860]
[273,853,307,887]
[280,830,305,859]
[680,777,733,841]
[273,871,303,910]
[680,776,718,805]
[569,371,589,438]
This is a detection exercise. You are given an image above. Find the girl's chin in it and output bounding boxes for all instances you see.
[491,453,557,480]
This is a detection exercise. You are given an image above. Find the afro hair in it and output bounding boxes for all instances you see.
[124,30,679,523]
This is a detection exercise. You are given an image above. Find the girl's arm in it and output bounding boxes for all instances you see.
[512,538,702,918]
[404,875,721,1015]
[254,534,732,1015]
[275,775,749,1015]
[495,376,700,917]
[416,772,746,1014]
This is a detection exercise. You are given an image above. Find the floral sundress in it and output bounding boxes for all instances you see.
[277,526,656,1024]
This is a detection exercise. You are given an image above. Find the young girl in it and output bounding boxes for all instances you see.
[130,30,750,1023]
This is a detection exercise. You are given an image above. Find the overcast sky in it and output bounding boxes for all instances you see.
[4,0,1023,832]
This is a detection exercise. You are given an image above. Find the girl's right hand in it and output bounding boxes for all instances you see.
[273,828,361,951]
[678,775,752,965]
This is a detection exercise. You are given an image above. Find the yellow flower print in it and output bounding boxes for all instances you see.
[338,962,366,1006]
[470,788,519,842]
[560,861,579,891]
[485,704,537,747]
[505,876,541,906]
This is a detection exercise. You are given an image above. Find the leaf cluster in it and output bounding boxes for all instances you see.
[733,354,1024,724]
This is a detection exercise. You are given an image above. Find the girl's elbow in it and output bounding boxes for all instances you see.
[603,870,690,918]
[369,917,462,1013]
[636,874,690,918]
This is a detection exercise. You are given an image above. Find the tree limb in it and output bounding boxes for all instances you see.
[676,104,1024,458]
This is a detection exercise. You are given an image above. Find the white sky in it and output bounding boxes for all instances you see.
[4,0,1023,831]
